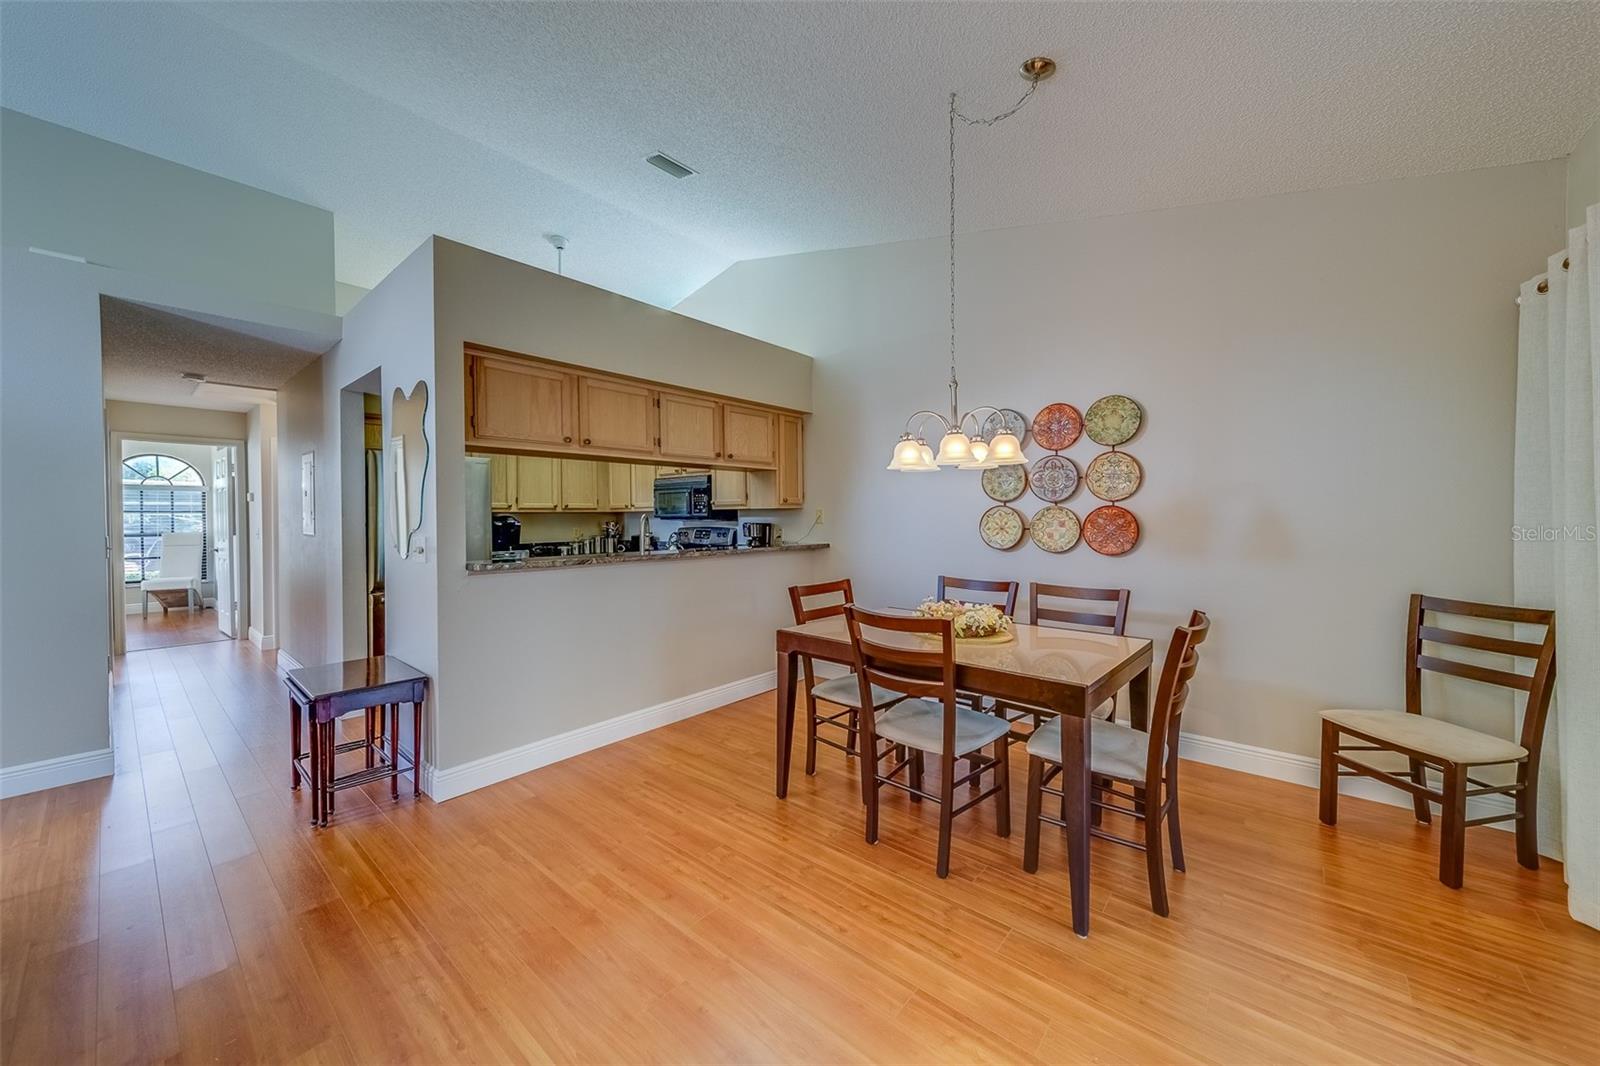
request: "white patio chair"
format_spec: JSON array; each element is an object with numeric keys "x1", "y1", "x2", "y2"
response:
[{"x1": 140, "y1": 533, "x2": 203, "y2": 617}]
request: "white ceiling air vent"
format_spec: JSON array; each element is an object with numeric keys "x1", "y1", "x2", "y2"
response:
[{"x1": 645, "y1": 152, "x2": 696, "y2": 179}]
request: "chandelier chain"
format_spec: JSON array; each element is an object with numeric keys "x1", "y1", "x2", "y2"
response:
[{"x1": 947, "y1": 77, "x2": 1041, "y2": 416}]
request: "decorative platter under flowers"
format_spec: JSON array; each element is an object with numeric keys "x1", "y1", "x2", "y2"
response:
[
  {"x1": 915, "y1": 599, "x2": 1016, "y2": 642},
  {"x1": 981, "y1": 464, "x2": 1028, "y2": 503}
]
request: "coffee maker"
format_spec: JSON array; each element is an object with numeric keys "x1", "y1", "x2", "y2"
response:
[
  {"x1": 741, "y1": 521, "x2": 774, "y2": 548},
  {"x1": 492, "y1": 513, "x2": 522, "y2": 553}
]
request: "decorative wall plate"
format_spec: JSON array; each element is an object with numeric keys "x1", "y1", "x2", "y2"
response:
[
  {"x1": 979, "y1": 505, "x2": 1025, "y2": 550},
  {"x1": 1029, "y1": 455, "x2": 1078, "y2": 502},
  {"x1": 1085, "y1": 451, "x2": 1142, "y2": 502},
  {"x1": 1032, "y1": 403, "x2": 1083, "y2": 450},
  {"x1": 981, "y1": 464, "x2": 1027, "y2": 502},
  {"x1": 1083, "y1": 506, "x2": 1140, "y2": 555},
  {"x1": 1029, "y1": 506, "x2": 1081, "y2": 553},
  {"x1": 1084, "y1": 395, "x2": 1142, "y2": 446},
  {"x1": 981, "y1": 408, "x2": 1029, "y2": 446}
]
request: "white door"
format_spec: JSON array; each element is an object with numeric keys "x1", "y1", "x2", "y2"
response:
[{"x1": 212, "y1": 448, "x2": 236, "y2": 637}]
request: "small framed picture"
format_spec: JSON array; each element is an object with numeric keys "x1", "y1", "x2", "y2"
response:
[{"x1": 300, "y1": 452, "x2": 316, "y2": 536}]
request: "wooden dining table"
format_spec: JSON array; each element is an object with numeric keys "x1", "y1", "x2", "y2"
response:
[{"x1": 775, "y1": 614, "x2": 1154, "y2": 936}]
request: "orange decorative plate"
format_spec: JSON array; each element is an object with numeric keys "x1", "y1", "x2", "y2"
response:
[
  {"x1": 1029, "y1": 506, "x2": 1081, "y2": 553},
  {"x1": 978, "y1": 505, "x2": 1025, "y2": 550},
  {"x1": 1082, "y1": 506, "x2": 1140, "y2": 556},
  {"x1": 1085, "y1": 451, "x2": 1142, "y2": 502},
  {"x1": 1032, "y1": 403, "x2": 1083, "y2": 450}
]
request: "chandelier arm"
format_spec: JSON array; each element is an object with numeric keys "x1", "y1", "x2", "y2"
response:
[
  {"x1": 957, "y1": 406, "x2": 1006, "y2": 437},
  {"x1": 902, "y1": 410, "x2": 952, "y2": 437}
]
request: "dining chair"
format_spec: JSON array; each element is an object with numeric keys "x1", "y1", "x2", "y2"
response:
[
  {"x1": 1319, "y1": 595, "x2": 1557, "y2": 889},
  {"x1": 787, "y1": 580, "x2": 905, "y2": 776},
  {"x1": 844, "y1": 605, "x2": 1012, "y2": 878},
  {"x1": 1010, "y1": 582, "x2": 1132, "y2": 724},
  {"x1": 935, "y1": 575, "x2": 1019, "y2": 614},
  {"x1": 1023, "y1": 610, "x2": 1210, "y2": 918}
]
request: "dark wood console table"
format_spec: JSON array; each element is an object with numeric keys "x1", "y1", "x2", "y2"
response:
[{"x1": 286, "y1": 656, "x2": 429, "y2": 827}]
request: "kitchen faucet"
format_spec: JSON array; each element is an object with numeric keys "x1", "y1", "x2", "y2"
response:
[{"x1": 639, "y1": 512, "x2": 653, "y2": 554}]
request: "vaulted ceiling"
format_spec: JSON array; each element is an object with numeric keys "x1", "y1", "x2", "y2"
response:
[{"x1": 4, "y1": 2, "x2": 1597, "y2": 307}]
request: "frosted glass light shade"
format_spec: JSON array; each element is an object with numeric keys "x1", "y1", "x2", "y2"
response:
[
  {"x1": 958, "y1": 437, "x2": 999, "y2": 469},
  {"x1": 987, "y1": 432, "x2": 1026, "y2": 465},
  {"x1": 887, "y1": 436, "x2": 937, "y2": 471},
  {"x1": 934, "y1": 431, "x2": 973, "y2": 465}
]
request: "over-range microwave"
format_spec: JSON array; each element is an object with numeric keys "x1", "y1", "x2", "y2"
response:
[{"x1": 654, "y1": 474, "x2": 736, "y2": 521}]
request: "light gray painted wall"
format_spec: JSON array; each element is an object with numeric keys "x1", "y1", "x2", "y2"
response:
[
  {"x1": 0, "y1": 248, "x2": 339, "y2": 773},
  {"x1": 1, "y1": 109, "x2": 336, "y2": 314},
  {"x1": 276, "y1": 240, "x2": 437, "y2": 769},
  {"x1": 1568, "y1": 117, "x2": 1600, "y2": 229},
  {"x1": 429, "y1": 238, "x2": 819, "y2": 770},
  {"x1": 676, "y1": 159, "x2": 1567, "y2": 761}
]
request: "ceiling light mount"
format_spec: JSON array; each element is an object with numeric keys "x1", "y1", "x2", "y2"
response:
[{"x1": 1020, "y1": 56, "x2": 1057, "y2": 82}]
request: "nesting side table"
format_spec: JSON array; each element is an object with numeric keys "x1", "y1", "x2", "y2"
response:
[{"x1": 286, "y1": 656, "x2": 430, "y2": 827}]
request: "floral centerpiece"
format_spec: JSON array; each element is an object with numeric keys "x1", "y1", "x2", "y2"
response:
[{"x1": 915, "y1": 598, "x2": 1013, "y2": 639}]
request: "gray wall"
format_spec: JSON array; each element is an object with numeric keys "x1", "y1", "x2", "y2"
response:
[
  {"x1": 677, "y1": 159, "x2": 1568, "y2": 761},
  {"x1": 1, "y1": 109, "x2": 336, "y2": 314},
  {"x1": 1568, "y1": 116, "x2": 1600, "y2": 229}
]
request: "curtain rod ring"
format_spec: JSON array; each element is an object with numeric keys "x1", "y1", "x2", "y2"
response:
[{"x1": 1536, "y1": 279, "x2": 1549, "y2": 294}]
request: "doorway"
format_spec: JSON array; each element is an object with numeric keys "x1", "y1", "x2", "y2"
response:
[{"x1": 115, "y1": 438, "x2": 245, "y2": 652}]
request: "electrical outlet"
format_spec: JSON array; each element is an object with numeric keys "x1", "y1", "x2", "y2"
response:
[{"x1": 814, "y1": 508, "x2": 824, "y2": 525}]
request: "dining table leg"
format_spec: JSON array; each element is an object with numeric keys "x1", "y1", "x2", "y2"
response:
[
  {"x1": 1129, "y1": 663, "x2": 1151, "y2": 731},
  {"x1": 775, "y1": 648, "x2": 799, "y2": 798},
  {"x1": 1060, "y1": 710, "x2": 1092, "y2": 938}
]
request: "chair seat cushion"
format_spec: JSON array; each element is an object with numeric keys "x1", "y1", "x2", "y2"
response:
[
  {"x1": 874, "y1": 699, "x2": 1011, "y2": 757},
  {"x1": 811, "y1": 674, "x2": 902, "y2": 709},
  {"x1": 1027, "y1": 717, "x2": 1150, "y2": 782},
  {"x1": 141, "y1": 578, "x2": 198, "y2": 592},
  {"x1": 1322, "y1": 709, "x2": 1526, "y2": 765}
]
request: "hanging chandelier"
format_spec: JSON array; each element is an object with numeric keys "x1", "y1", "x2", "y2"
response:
[{"x1": 887, "y1": 56, "x2": 1056, "y2": 472}]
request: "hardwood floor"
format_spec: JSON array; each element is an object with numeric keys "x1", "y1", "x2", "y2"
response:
[
  {"x1": 2, "y1": 639, "x2": 1595, "y2": 1064},
  {"x1": 123, "y1": 606, "x2": 228, "y2": 652}
]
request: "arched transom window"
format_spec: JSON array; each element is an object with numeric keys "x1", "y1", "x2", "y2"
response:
[{"x1": 122, "y1": 454, "x2": 207, "y2": 583}]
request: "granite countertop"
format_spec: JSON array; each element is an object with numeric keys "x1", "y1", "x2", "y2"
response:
[{"x1": 466, "y1": 542, "x2": 829, "y2": 574}]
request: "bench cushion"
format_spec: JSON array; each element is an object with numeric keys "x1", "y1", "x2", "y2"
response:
[{"x1": 1322, "y1": 708, "x2": 1526, "y2": 765}]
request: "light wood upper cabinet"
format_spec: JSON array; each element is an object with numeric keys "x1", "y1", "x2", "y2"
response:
[
  {"x1": 721, "y1": 404, "x2": 776, "y2": 468},
  {"x1": 577, "y1": 376, "x2": 656, "y2": 456},
  {"x1": 749, "y1": 413, "x2": 805, "y2": 509},
  {"x1": 488, "y1": 454, "x2": 513, "y2": 510},
  {"x1": 470, "y1": 355, "x2": 574, "y2": 447},
  {"x1": 711, "y1": 469, "x2": 748, "y2": 509},
  {"x1": 657, "y1": 391, "x2": 722, "y2": 463},
  {"x1": 601, "y1": 463, "x2": 656, "y2": 511},
  {"x1": 630, "y1": 465, "x2": 657, "y2": 510},
  {"x1": 558, "y1": 459, "x2": 600, "y2": 510},
  {"x1": 513, "y1": 456, "x2": 558, "y2": 510}
]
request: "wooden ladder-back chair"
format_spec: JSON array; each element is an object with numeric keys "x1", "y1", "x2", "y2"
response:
[
  {"x1": 1024, "y1": 610, "x2": 1210, "y2": 918},
  {"x1": 844, "y1": 605, "x2": 1012, "y2": 878},
  {"x1": 1319, "y1": 595, "x2": 1557, "y2": 889},
  {"x1": 787, "y1": 580, "x2": 904, "y2": 775},
  {"x1": 935, "y1": 575, "x2": 1019, "y2": 615}
]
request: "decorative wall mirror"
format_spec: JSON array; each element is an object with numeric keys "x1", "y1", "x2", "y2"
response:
[{"x1": 390, "y1": 381, "x2": 430, "y2": 559}]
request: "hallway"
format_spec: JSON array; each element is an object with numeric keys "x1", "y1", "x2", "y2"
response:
[{"x1": 122, "y1": 606, "x2": 228, "y2": 652}]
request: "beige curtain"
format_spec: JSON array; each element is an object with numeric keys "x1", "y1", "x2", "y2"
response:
[{"x1": 1513, "y1": 205, "x2": 1599, "y2": 929}]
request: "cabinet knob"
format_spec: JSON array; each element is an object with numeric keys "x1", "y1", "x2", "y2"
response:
[
  {"x1": 564, "y1": 436, "x2": 572, "y2": 443},
  {"x1": 717, "y1": 452, "x2": 724, "y2": 458},
  {"x1": 582, "y1": 438, "x2": 591, "y2": 445}
]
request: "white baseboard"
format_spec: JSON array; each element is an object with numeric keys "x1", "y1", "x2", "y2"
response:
[
  {"x1": 1178, "y1": 732, "x2": 1518, "y2": 831},
  {"x1": 428, "y1": 669, "x2": 778, "y2": 802},
  {"x1": 248, "y1": 627, "x2": 277, "y2": 651},
  {"x1": 0, "y1": 748, "x2": 115, "y2": 799}
]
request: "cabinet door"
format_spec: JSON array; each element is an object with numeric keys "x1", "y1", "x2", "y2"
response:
[
  {"x1": 489, "y1": 455, "x2": 513, "y2": 510},
  {"x1": 722, "y1": 404, "x2": 777, "y2": 468},
  {"x1": 513, "y1": 456, "x2": 558, "y2": 510},
  {"x1": 601, "y1": 463, "x2": 630, "y2": 511},
  {"x1": 711, "y1": 469, "x2": 748, "y2": 509},
  {"x1": 657, "y1": 391, "x2": 721, "y2": 463},
  {"x1": 559, "y1": 459, "x2": 600, "y2": 510},
  {"x1": 630, "y1": 465, "x2": 658, "y2": 510},
  {"x1": 577, "y1": 376, "x2": 656, "y2": 456},
  {"x1": 777, "y1": 414, "x2": 805, "y2": 505},
  {"x1": 471, "y1": 355, "x2": 574, "y2": 447}
]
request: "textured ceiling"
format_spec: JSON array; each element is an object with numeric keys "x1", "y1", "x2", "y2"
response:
[
  {"x1": 6, "y1": 2, "x2": 1599, "y2": 307},
  {"x1": 101, "y1": 298, "x2": 323, "y2": 411}
]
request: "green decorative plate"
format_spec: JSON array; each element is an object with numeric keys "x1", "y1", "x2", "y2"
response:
[
  {"x1": 981, "y1": 464, "x2": 1028, "y2": 503},
  {"x1": 1084, "y1": 395, "x2": 1142, "y2": 446},
  {"x1": 979, "y1": 505, "x2": 1025, "y2": 550},
  {"x1": 1029, "y1": 506, "x2": 1081, "y2": 553}
]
